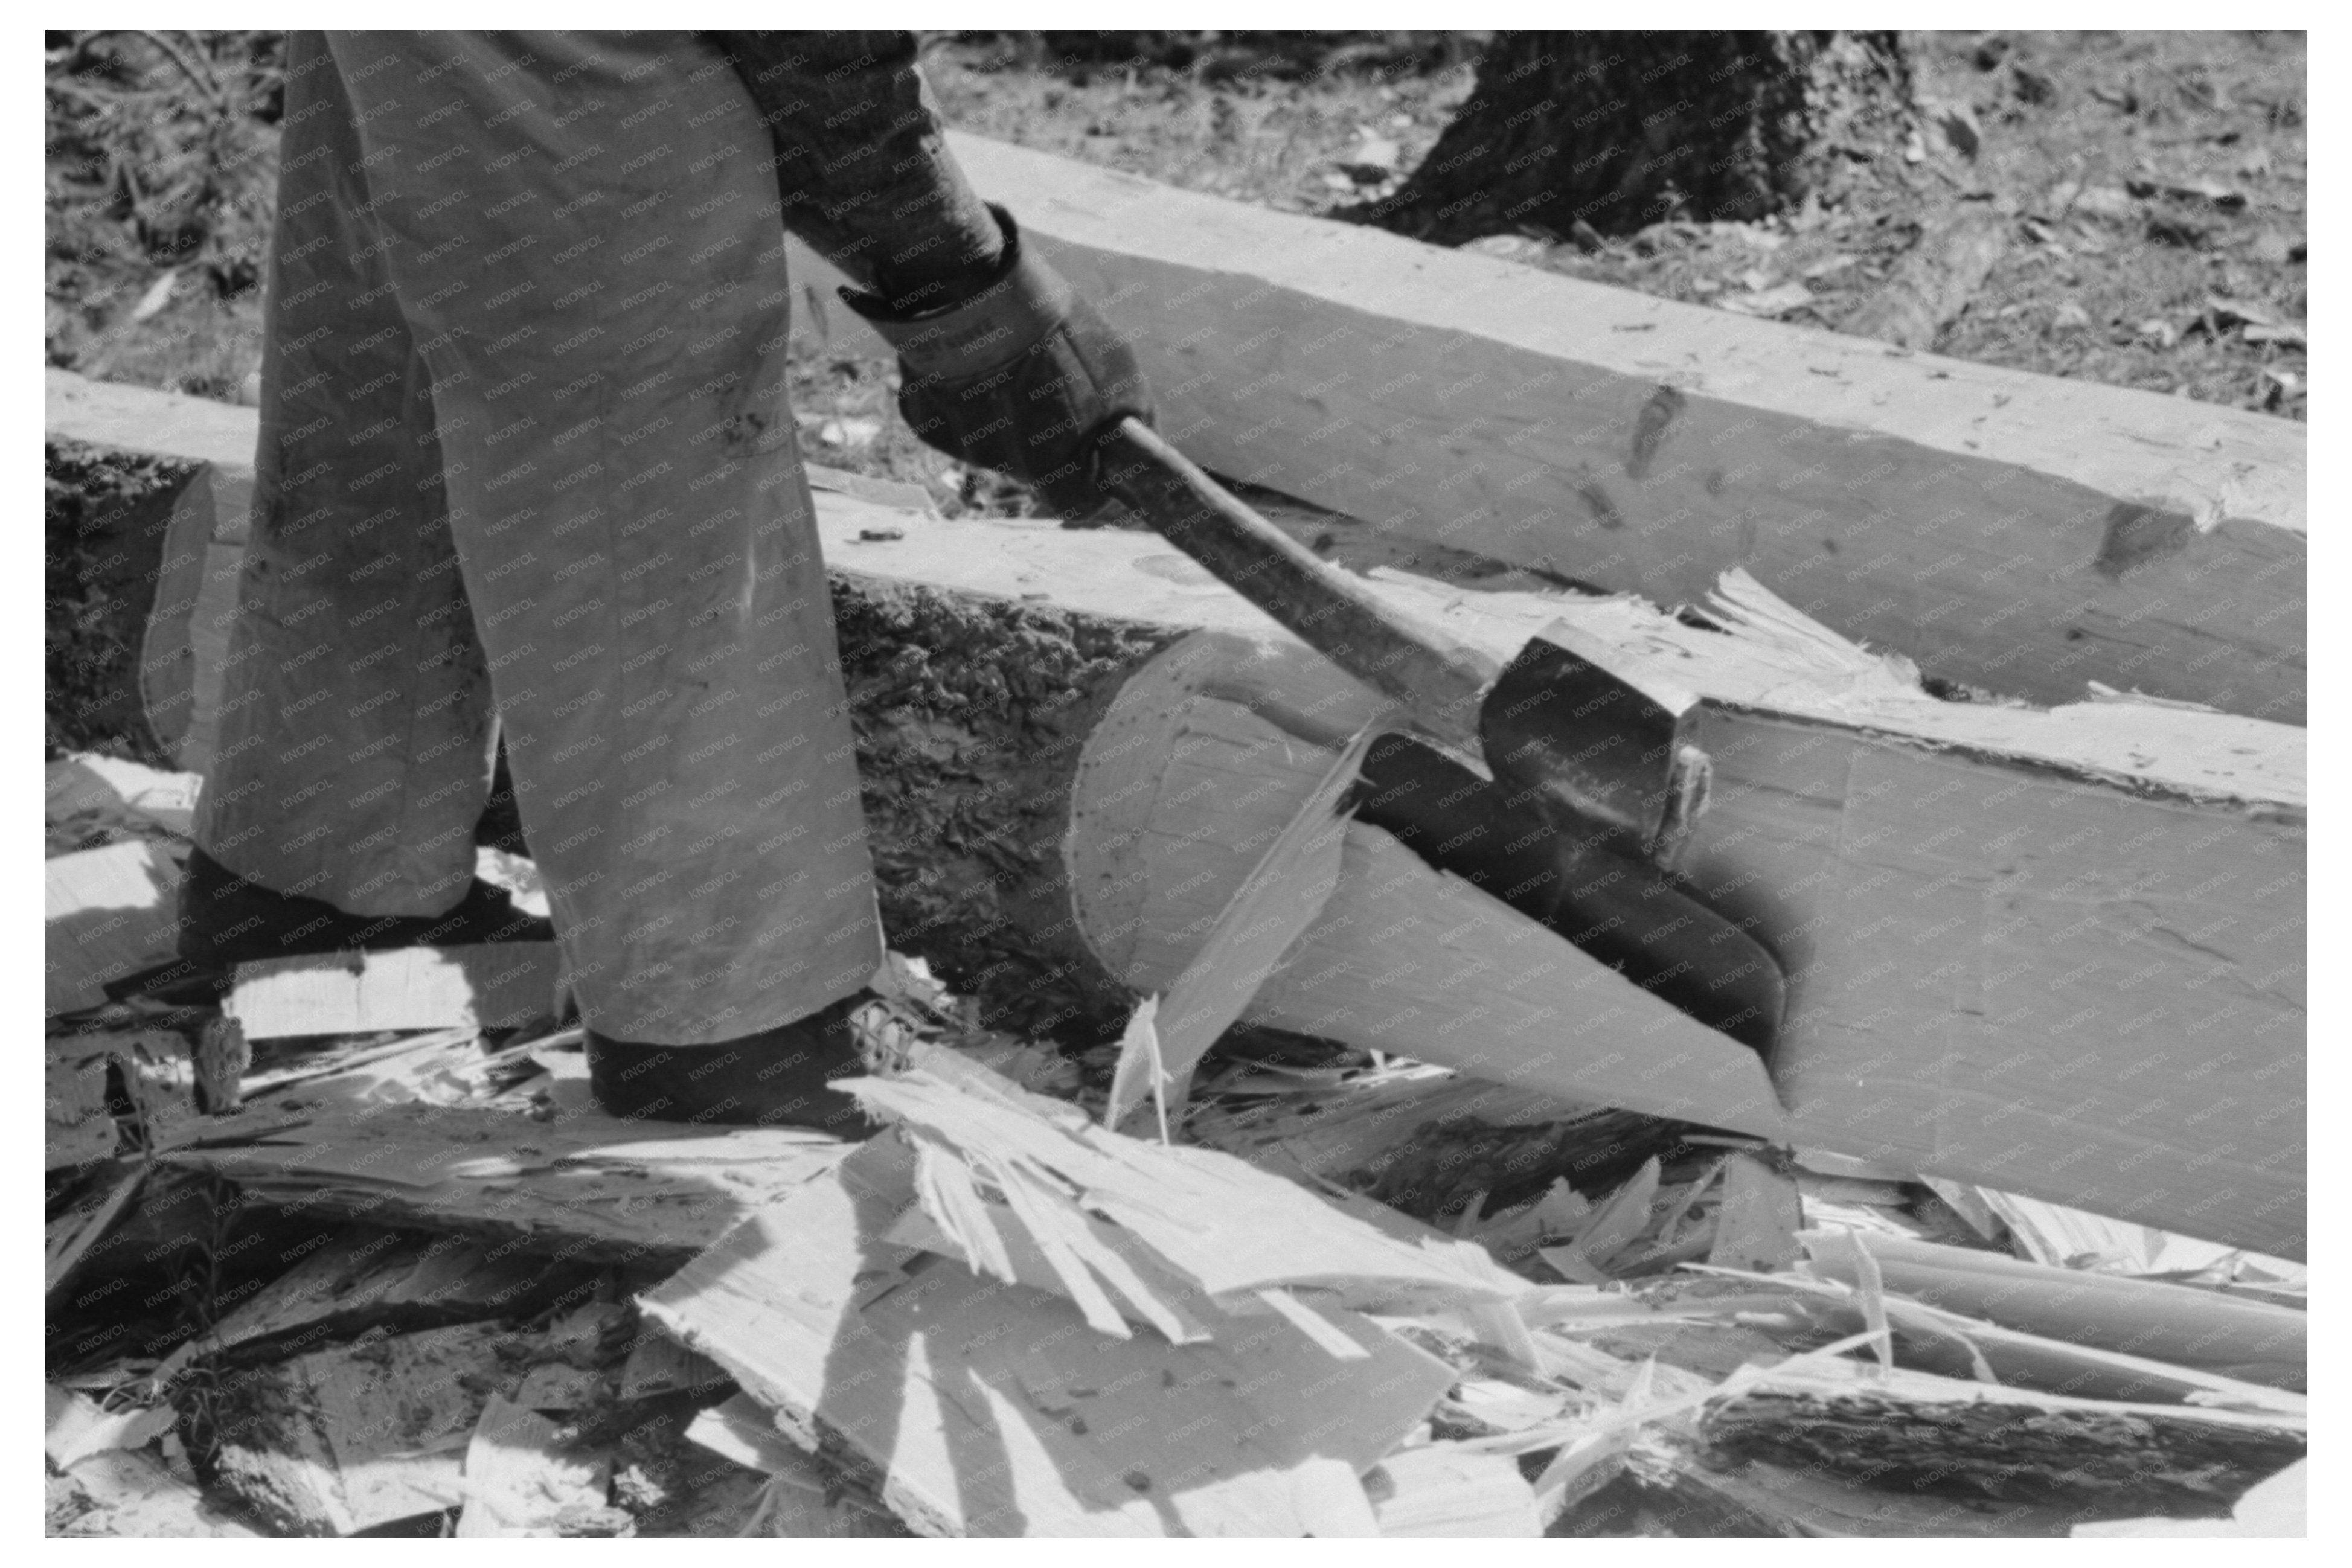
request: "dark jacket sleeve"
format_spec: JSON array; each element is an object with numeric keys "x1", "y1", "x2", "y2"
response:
[{"x1": 717, "y1": 30, "x2": 1005, "y2": 315}]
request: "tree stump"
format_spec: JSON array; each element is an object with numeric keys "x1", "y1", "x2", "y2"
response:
[{"x1": 1360, "y1": 30, "x2": 1917, "y2": 242}]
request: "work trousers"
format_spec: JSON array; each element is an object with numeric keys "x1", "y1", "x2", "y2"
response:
[{"x1": 194, "y1": 31, "x2": 884, "y2": 1043}]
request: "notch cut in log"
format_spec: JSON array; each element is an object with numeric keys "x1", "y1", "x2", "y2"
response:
[{"x1": 1063, "y1": 572, "x2": 2302, "y2": 1258}]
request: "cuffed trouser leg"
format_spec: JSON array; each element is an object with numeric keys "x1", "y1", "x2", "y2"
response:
[
  {"x1": 195, "y1": 31, "x2": 495, "y2": 920},
  {"x1": 313, "y1": 30, "x2": 883, "y2": 1043}
]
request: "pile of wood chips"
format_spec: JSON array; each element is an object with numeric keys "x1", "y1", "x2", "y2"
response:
[{"x1": 45, "y1": 763, "x2": 2304, "y2": 1539}]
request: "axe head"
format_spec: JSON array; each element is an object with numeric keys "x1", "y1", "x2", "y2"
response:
[
  {"x1": 1478, "y1": 633, "x2": 1696, "y2": 853},
  {"x1": 1353, "y1": 729, "x2": 1784, "y2": 1057}
]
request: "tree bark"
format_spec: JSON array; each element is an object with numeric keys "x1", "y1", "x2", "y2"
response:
[{"x1": 1362, "y1": 30, "x2": 1917, "y2": 242}]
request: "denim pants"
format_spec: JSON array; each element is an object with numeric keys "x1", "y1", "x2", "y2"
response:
[{"x1": 195, "y1": 31, "x2": 884, "y2": 1042}]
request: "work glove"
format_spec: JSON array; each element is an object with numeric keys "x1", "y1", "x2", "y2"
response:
[{"x1": 841, "y1": 205, "x2": 1153, "y2": 525}]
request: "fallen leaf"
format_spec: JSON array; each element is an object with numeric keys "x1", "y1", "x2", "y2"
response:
[
  {"x1": 2009, "y1": 62, "x2": 2058, "y2": 104},
  {"x1": 2204, "y1": 294, "x2": 2280, "y2": 329},
  {"x1": 2127, "y1": 174, "x2": 2246, "y2": 210},
  {"x1": 2241, "y1": 322, "x2": 2307, "y2": 348},
  {"x1": 2054, "y1": 182, "x2": 2140, "y2": 222},
  {"x1": 2249, "y1": 231, "x2": 2298, "y2": 264},
  {"x1": 129, "y1": 271, "x2": 179, "y2": 324},
  {"x1": 1930, "y1": 100, "x2": 1982, "y2": 158}
]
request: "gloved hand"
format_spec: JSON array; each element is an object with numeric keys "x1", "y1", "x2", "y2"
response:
[{"x1": 841, "y1": 205, "x2": 1153, "y2": 524}]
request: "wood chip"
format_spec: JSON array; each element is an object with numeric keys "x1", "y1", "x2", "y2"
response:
[
  {"x1": 1709, "y1": 1152, "x2": 1804, "y2": 1272},
  {"x1": 45, "y1": 1384, "x2": 176, "y2": 1471},
  {"x1": 45, "y1": 839, "x2": 182, "y2": 1016},
  {"x1": 228, "y1": 942, "x2": 562, "y2": 1038},
  {"x1": 51, "y1": 1448, "x2": 266, "y2": 1538},
  {"x1": 643, "y1": 1125, "x2": 1466, "y2": 1537},
  {"x1": 1106, "y1": 725, "x2": 1374, "y2": 1130},
  {"x1": 455, "y1": 1396, "x2": 609, "y2": 1538}
]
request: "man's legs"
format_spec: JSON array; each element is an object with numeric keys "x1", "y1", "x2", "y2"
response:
[
  {"x1": 193, "y1": 32, "x2": 509, "y2": 949},
  {"x1": 319, "y1": 31, "x2": 883, "y2": 1050}
]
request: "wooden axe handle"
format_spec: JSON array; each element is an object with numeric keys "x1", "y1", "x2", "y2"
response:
[{"x1": 1100, "y1": 417, "x2": 1498, "y2": 754}]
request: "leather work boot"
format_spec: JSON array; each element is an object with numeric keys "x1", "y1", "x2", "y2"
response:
[
  {"x1": 585, "y1": 991, "x2": 885, "y2": 1131},
  {"x1": 175, "y1": 846, "x2": 554, "y2": 974}
]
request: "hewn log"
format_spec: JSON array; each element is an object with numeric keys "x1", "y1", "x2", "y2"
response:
[
  {"x1": 46, "y1": 377, "x2": 2308, "y2": 1258},
  {"x1": 833, "y1": 578, "x2": 1181, "y2": 1041},
  {"x1": 1061, "y1": 574, "x2": 2304, "y2": 1258},
  {"x1": 44, "y1": 440, "x2": 203, "y2": 763},
  {"x1": 882, "y1": 135, "x2": 2307, "y2": 722}
]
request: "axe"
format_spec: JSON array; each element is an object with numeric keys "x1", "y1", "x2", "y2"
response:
[{"x1": 1101, "y1": 417, "x2": 1786, "y2": 1054}]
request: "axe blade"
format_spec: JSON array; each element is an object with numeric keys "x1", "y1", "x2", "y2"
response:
[
  {"x1": 1478, "y1": 635, "x2": 1693, "y2": 851},
  {"x1": 1354, "y1": 732, "x2": 1785, "y2": 1056}
]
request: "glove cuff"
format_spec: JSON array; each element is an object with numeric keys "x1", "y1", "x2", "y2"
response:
[{"x1": 840, "y1": 205, "x2": 1078, "y2": 382}]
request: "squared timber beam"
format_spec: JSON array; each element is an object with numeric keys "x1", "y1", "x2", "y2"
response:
[{"x1": 903, "y1": 134, "x2": 2307, "y2": 723}]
